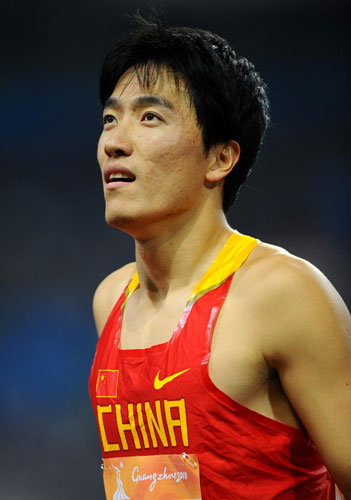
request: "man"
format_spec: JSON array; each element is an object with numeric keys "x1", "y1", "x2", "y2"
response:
[{"x1": 89, "y1": 15, "x2": 350, "y2": 500}]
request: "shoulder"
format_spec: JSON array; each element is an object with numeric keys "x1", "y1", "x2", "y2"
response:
[
  {"x1": 235, "y1": 241, "x2": 348, "y2": 315},
  {"x1": 233, "y1": 242, "x2": 350, "y2": 364},
  {"x1": 240, "y1": 245, "x2": 351, "y2": 494},
  {"x1": 93, "y1": 262, "x2": 137, "y2": 337}
]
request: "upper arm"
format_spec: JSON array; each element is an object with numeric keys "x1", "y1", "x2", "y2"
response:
[
  {"x1": 261, "y1": 256, "x2": 351, "y2": 497},
  {"x1": 93, "y1": 262, "x2": 136, "y2": 337}
]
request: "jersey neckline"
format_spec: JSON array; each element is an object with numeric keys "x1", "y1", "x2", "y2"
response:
[{"x1": 116, "y1": 231, "x2": 260, "y2": 355}]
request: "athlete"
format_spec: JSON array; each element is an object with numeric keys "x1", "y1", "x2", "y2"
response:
[{"x1": 89, "y1": 15, "x2": 351, "y2": 500}]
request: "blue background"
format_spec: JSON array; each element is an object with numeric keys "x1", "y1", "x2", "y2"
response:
[{"x1": 1, "y1": 0, "x2": 349, "y2": 497}]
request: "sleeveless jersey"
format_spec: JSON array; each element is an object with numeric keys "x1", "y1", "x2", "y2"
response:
[{"x1": 89, "y1": 232, "x2": 339, "y2": 499}]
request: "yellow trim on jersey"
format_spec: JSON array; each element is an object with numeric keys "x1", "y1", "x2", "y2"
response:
[
  {"x1": 124, "y1": 231, "x2": 259, "y2": 306},
  {"x1": 121, "y1": 272, "x2": 140, "y2": 311},
  {"x1": 126, "y1": 272, "x2": 140, "y2": 297},
  {"x1": 187, "y1": 231, "x2": 259, "y2": 305}
]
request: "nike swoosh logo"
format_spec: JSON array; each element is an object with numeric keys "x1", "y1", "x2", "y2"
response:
[{"x1": 154, "y1": 368, "x2": 190, "y2": 390}]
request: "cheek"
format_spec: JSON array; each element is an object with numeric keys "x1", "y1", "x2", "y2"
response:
[
  {"x1": 144, "y1": 130, "x2": 203, "y2": 167},
  {"x1": 97, "y1": 136, "x2": 104, "y2": 164}
]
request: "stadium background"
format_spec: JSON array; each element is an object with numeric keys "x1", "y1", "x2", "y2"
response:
[{"x1": 1, "y1": 0, "x2": 349, "y2": 498}]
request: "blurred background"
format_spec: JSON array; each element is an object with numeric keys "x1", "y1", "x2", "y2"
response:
[{"x1": 1, "y1": 0, "x2": 349, "y2": 498}]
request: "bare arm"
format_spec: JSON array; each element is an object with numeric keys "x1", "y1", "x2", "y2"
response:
[
  {"x1": 261, "y1": 256, "x2": 351, "y2": 498},
  {"x1": 92, "y1": 262, "x2": 136, "y2": 336}
]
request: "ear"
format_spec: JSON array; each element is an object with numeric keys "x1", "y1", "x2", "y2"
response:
[{"x1": 205, "y1": 140, "x2": 240, "y2": 183}]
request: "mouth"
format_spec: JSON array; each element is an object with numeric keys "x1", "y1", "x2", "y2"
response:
[
  {"x1": 106, "y1": 172, "x2": 135, "y2": 184},
  {"x1": 103, "y1": 165, "x2": 136, "y2": 188}
]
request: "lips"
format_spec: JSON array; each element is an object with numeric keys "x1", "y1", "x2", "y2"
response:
[{"x1": 103, "y1": 165, "x2": 136, "y2": 185}]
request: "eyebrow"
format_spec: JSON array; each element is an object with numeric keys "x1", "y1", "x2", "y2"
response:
[{"x1": 103, "y1": 95, "x2": 174, "y2": 111}]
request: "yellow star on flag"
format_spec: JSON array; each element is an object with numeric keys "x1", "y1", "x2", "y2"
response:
[{"x1": 96, "y1": 369, "x2": 119, "y2": 398}]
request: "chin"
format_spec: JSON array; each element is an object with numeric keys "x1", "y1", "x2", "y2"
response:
[
  {"x1": 105, "y1": 207, "x2": 149, "y2": 236},
  {"x1": 104, "y1": 202, "x2": 188, "y2": 237},
  {"x1": 105, "y1": 211, "x2": 134, "y2": 229}
]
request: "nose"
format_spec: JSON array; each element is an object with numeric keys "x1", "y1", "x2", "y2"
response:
[{"x1": 103, "y1": 122, "x2": 133, "y2": 158}]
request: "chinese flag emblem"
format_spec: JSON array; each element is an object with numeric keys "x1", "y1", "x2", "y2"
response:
[{"x1": 96, "y1": 369, "x2": 119, "y2": 398}]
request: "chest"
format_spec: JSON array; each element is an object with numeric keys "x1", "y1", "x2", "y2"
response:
[
  {"x1": 120, "y1": 291, "x2": 190, "y2": 349},
  {"x1": 119, "y1": 287, "x2": 269, "y2": 403},
  {"x1": 101, "y1": 279, "x2": 302, "y2": 431}
]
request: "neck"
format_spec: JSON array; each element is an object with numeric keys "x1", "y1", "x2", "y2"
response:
[{"x1": 134, "y1": 207, "x2": 232, "y2": 300}]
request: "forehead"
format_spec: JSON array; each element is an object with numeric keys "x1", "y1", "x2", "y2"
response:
[{"x1": 111, "y1": 67, "x2": 192, "y2": 107}]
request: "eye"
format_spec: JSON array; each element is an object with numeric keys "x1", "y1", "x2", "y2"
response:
[
  {"x1": 103, "y1": 114, "x2": 116, "y2": 125},
  {"x1": 142, "y1": 112, "x2": 161, "y2": 122}
]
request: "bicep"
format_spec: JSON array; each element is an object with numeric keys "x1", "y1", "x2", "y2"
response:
[
  {"x1": 92, "y1": 285, "x2": 109, "y2": 337},
  {"x1": 92, "y1": 279, "x2": 116, "y2": 337},
  {"x1": 92, "y1": 263, "x2": 136, "y2": 337},
  {"x1": 270, "y1": 269, "x2": 351, "y2": 496}
]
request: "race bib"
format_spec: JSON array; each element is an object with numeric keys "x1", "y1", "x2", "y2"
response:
[{"x1": 102, "y1": 453, "x2": 202, "y2": 499}]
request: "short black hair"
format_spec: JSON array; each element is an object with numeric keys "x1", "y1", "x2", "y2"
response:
[{"x1": 99, "y1": 15, "x2": 270, "y2": 212}]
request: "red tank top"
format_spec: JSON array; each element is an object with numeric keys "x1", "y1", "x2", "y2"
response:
[{"x1": 89, "y1": 232, "x2": 339, "y2": 499}]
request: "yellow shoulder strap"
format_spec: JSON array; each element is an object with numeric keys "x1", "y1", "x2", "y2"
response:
[
  {"x1": 124, "y1": 272, "x2": 139, "y2": 300},
  {"x1": 187, "y1": 232, "x2": 259, "y2": 306},
  {"x1": 124, "y1": 231, "x2": 259, "y2": 306}
]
